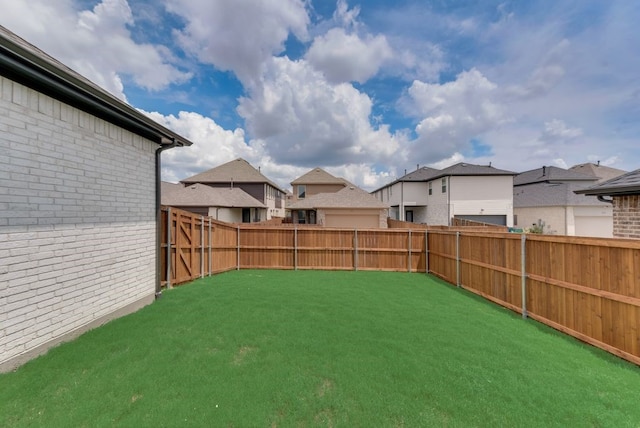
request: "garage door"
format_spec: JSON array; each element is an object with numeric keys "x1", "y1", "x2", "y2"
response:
[{"x1": 325, "y1": 214, "x2": 379, "y2": 229}]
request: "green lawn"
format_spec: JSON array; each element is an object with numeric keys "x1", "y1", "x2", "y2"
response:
[{"x1": 1, "y1": 270, "x2": 639, "y2": 427}]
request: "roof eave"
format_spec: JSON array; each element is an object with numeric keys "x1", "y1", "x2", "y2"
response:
[{"x1": 0, "y1": 30, "x2": 193, "y2": 147}]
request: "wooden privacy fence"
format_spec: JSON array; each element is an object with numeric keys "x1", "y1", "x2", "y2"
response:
[{"x1": 160, "y1": 206, "x2": 640, "y2": 366}]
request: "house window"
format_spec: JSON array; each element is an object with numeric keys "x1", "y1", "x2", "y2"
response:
[
  {"x1": 441, "y1": 178, "x2": 447, "y2": 193},
  {"x1": 298, "y1": 185, "x2": 306, "y2": 199},
  {"x1": 297, "y1": 210, "x2": 306, "y2": 224},
  {"x1": 428, "y1": 182, "x2": 432, "y2": 195}
]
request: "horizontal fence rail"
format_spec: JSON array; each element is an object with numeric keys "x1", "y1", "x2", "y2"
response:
[{"x1": 160, "y1": 206, "x2": 640, "y2": 366}]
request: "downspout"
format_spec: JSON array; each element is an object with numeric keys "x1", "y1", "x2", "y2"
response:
[
  {"x1": 155, "y1": 138, "x2": 180, "y2": 299},
  {"x1": 401, "y1": 181, "x2": 404, "y2": 221},
  {"x1": 447, "y1": 176, "x2": 451, "y2": 226},
  {"x1": 597, "y1": 195, "x2": 613, "y2": 204}
]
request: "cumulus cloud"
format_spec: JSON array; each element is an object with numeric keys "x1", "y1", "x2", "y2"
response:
[
  {"x1": 144, "y1": 110, "x2": 259, "y2": 181},
  {"x1": 237, "y1": 56, "x2": 404, "y2": 167},
  {"x1": 306, "y1": 28, "x2": 393, "y2": 83},
  {"x1": 405, "y1": 68, "x2": 503, "y2": 161},
  {"x1": 0, "y1": 0, "x2": 191, "y2": 99},
  {"x1": 166, "y1": 0, "x2": 309, "y2": 84}
]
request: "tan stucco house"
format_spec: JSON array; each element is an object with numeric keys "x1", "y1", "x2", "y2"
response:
[{"x1": 288, "y1": 168, "x2": 389, "y2": 228}]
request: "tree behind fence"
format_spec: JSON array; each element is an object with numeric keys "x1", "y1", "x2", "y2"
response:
[{"x1": 161, "y1": 206, "x2": 640, "y2": 366}]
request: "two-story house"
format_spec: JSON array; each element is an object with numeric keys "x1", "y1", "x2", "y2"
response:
[
  {"x1": 372, "y1": 163, "x2": 516, "y2": 226},
  {"x1": 288, "y1": 168, "x2": 389, "y2": 228},
  {"x1": 181, "y1": 158, "x2": 286, "y2": 221}
]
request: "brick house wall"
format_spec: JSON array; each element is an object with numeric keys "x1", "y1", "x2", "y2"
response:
[
  {"x1": 613, "y1": 195, "x2": 640, "y2": 239},
  {"x1": 0, "y1": 76, "x2": 157, "y2": 371}
]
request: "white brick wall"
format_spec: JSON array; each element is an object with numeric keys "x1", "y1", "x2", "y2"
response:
[{"x1": 0, "y1": 76, "x2": 158, "y2": 369}]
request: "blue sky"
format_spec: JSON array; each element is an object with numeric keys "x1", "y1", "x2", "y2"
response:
[{"x1": 1, "y1": 0, "x2": 639, "y2": 190}]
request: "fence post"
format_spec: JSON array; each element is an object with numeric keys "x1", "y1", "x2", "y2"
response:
[
  {"x1": 354, "y1": 229, "x2": 358, "y2": 271},
  {"x1": 408, "y1": 229, "x2": 412, "y2": 272},
  {"x1": 236, "y1": 226, "x2": 240, "y2": 271},
  {"x1": 200, "y1": 216, "x2": 204, "y2": 278},
  {"x1": 521, "y1": 233, "x2": 528, "y2": 319},
  {"x1": 294, "y1": 226, "x2": 298, "y2": 271},
  {"x1": 166, "y1": 207, "x2": 172, "y2": 289},
  {"x1": 456, "y1": 231, "x2": 460, "y2": 288},
  {"x1": 208, "y1": 219, "x2": 212, "y2": 277},
  {"x1": 425, "y1": 229, "x2": 429, "y2": 274}
]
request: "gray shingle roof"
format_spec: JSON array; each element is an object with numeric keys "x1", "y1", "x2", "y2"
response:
[
  {"x1": 291, "y1": 168, "x2": 347, "y2": 185},
  {"x1": 514, "y1": 182, "x2": 610, "y2": 207},
  {"x1": 575, "y1": 168, "x2": 640, "y2": 196},
  {"x1": 569, "y1": 163, "x2": 627, "y2": 183},
  {"x1": 180, "y1": 158, "x2": 285, "y2": 192},
  {"x1": 288, "y1": 185, "x2": 389, "y2": 209},
  {"x1": 514, "y1": 166, "x2": 595, "y2": 186},
  {"x1": 162, "y1": 182, "x2": 265, "y2": 208}
]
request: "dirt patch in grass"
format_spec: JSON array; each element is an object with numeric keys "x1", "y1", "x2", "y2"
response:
[{"x1": 232, "y1": 346, "x2": 257, "y2": 365}]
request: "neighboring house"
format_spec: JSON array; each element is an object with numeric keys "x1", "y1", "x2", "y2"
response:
[
  {"x1": 181, "y1": 158, "x2": 286, "y2": 220},
  {"x1": 575, "y1": 169, "x2": 640, "y2": 239},
  {"x1": 513, "y1": 165, "x2": 625, "y2": 237},
  {"x1": 291, "y1": 167, "x2": 349, "y2": 202},
  {"x1": 162, "y1": 182, "x2": 266, "y2": 222},
  {"x1": 288, "y1": 168, "x2": 389, "y2": 228},
  {"x1": 0, "y1": 26, "x2": 193, "y2": 371},
  {"x1": 372, "y1": 163, "x2": 516, "y2": 226},
  {"x1": 569, "y1": 162, "x2": 627, "y2": 183}
]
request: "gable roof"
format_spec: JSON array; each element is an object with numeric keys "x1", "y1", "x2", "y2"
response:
[
  {"x1": 569, "y1": 163, "x2": 627, "y2": 183},
  {"x1": 291, "y1": 167, "x2": 347, "y2": 185},
  {"x1": 514, "y1": 182, "x2": 610, "y2": 208},
  {"x1": 288, "y1": 185, "x2": 389, "y2": 210},
  {"x1": 181, "y1": 158, "x2": 285, "y2": 192},
  {"x1": 161, "y1": 182, "x2": 265, "y2": 208},
  {"x1": 0, "y1": 25, "x2": 192, "y2": 148},
  {"x1": 514, "y1": 166, "x2": 596, "y2": 186},
  {"x1": 575, "y1": 168, "x2": 640, "y2": 196}
]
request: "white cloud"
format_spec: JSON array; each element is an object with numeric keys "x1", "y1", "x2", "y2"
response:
[
  {"x1": 541, "y1": 119, "x2": 583, "y2": 142},
  {"x1": 405, "y1": 68, "x2": 503, "y2": 161},
  {"x1": 0, "y1": 0, "x2": 191, "y2": 99},
  {"x1": 306, "y1": 28, "x2": 393, "y2": 83},
  {"x1": 167, "y1": 0, "x2": 309, "y2": 84},
  {"x1": 144, "y1": 110, "x2": 259, "y2": 181},
  {"x1": 237, "y1": 56, "x2": 404, "y2": 167}
]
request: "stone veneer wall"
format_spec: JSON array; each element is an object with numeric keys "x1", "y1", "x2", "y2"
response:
[
  {"x1": 0, "y1": 76, "x2": 158, "y2": 371},
  {"x1": 613, "y1": 195, "x2": 640, "y2": 239}
]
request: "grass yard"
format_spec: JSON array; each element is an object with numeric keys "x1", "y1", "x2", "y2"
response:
[{"x1": 1, "y1": 270, "x2": 639, "y2": 427}]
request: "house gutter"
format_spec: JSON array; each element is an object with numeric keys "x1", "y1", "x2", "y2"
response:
[
  {"x1": 597, "y1": 196, "x2": 613, "y2": 204},
  {"x1": 155, "y1": 139, "x2": 180, "y2": 299}
]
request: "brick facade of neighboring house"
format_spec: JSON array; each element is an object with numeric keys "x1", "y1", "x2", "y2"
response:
[
  {"x1": 575, "y1": 169, "x2": 640, "y2": 239},
  {"x1": 613, "y1": 195, "x2": 640, "y2": 239},
  {"x1": 0, "y1": 26, "x2": 192, "y2": 371}
]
